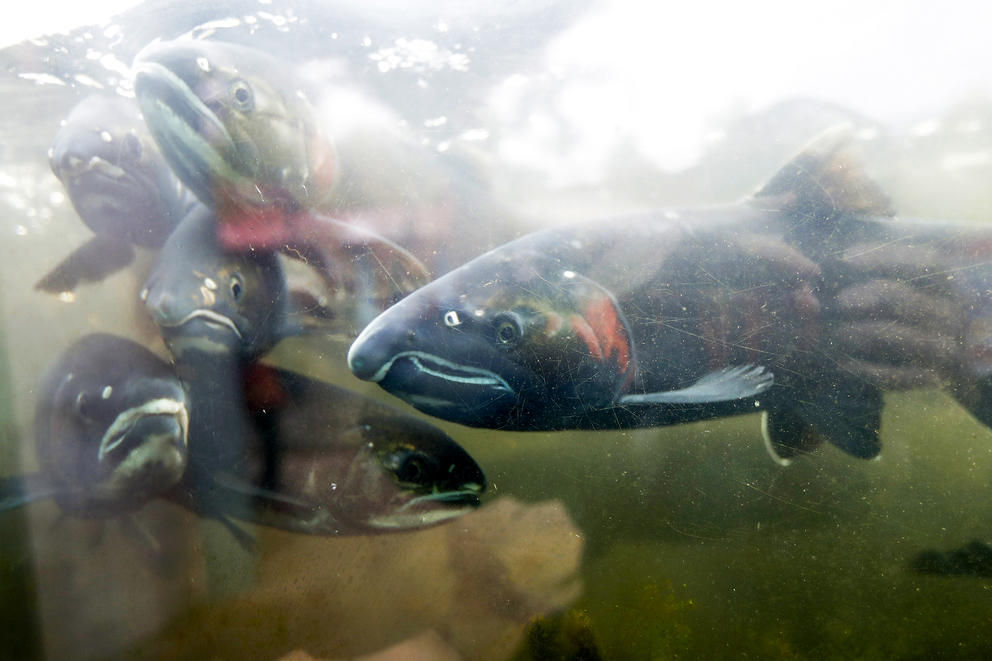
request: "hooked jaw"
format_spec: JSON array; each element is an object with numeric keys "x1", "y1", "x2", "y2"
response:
[
  {"x1": 348, "y1": 318, "x2": 526, "y2": 427},
  {"x1": 143, "y1": 285, "x2": 244, "y2": 356},
  {"x1": 98, "y1": 396, "x2": 189, "y2": 463},
  {"x1": 132, "y1": 49, "x2": 238, "y2": 207},
  {"x1": 92, "y1": 394, "x2": 190, "y2": 506}
]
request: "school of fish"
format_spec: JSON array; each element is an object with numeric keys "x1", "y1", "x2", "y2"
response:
[{"x1": 6, "y1": 36, "x2": 989, "y2": 582}]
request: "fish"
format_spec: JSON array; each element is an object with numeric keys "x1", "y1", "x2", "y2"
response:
[
  {"x1": 347, "y1": 128, "x2": 992, "y2": 463},
  {"x1": 131, "y1": 39, "x2": 336, "y2": 224},
  {"x1": 188, "y1": 361, "x2": 486, "y2": 534},
  {"x1": 132, "y1": 38, "x2": 431, "y2": 312},
  {"x1": 1, "y1": 334, "x2": 484, "y2": 536},
  {"x1": 141, "y1": 202, "x2": 297, "y2": 360},
  {"x1": 910, "y1": 540, "x2": 992, "y2": 578},
  {"x1": 3, "y1": 333, "x2": 190, "y2": 517},
  {"x1": 38, "y1": 94, "x2": 194, "y2": 293}
]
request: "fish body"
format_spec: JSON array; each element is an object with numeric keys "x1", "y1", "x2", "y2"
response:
[
  {"x1": 4, "y1": 335, "x2": 483, "y2": 535},
  {"x1": 38, "y1": 95, "x2": 193, "y2": 293},
  {"x1": 348, "y1": 130, "x2": 992, "y2": 462}
]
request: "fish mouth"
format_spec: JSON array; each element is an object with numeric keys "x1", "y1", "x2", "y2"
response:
[
  {"x1": 157, "y1": 309, "x2": 243, "y2": 340},
  {"x1": 367, "y1": 486, "x2": 483, "y2": 530},
  {"x1": 132, "y1": 60, "x2": 238, "y2": 204},
  {"x1": 368, "y1": 351, "x2": 513, "y2": 392},
  {"x1": 98, "y1": 398, "x2": 189, "y2": 463}
]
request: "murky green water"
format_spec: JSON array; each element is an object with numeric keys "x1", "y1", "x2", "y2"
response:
[{"x1": 3, "y1": 2, "x2": 992, "y2": 659}]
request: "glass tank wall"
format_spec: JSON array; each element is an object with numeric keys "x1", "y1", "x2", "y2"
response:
[{"x1": 2, "y1": 1, "x2": 992, "y2": 659}]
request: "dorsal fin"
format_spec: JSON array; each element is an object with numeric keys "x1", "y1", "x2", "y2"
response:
[{"x1": 752, "y1": 125, "x2": 894, "y2": 219}]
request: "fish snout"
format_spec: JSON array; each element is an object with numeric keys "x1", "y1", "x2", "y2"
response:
[
  {"x1": 142, "y1": 285, "x2": 182, "y2": 326},
  {"x1": 348, "y1": 324, "x2": 410, "y2": 381},
  {"x1": 347, "y1": 334, "x2": 381, "y2": 381}
]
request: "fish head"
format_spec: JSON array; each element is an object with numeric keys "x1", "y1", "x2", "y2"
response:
[
  {"x1": 132, "y1": 39, "x2": 336, "y2": 213},
  {"x1": 336, "y1": 412, "x2": 485, "y2": 531},
  {"x1": 142, "y1": 205, "x2": 290, "y2": 359},
  {"x1": 49, "y1": 95, "x2": 186, "y2": 247},
  {"x1": 348, "y1": 245, "x2": 635, "y2": 429},
  {"x1": 34, "y1": 334, "x2": 190, "y2": 516}
]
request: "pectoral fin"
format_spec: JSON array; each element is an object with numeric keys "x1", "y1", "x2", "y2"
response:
[
  {"x1": 34, "y1": 236, "x2": 136, "y2": 293},
  {"x1": 618, "y1": 365, "x2": 773, "y2": 405}
]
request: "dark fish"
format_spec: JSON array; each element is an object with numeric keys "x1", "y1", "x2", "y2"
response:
[
  {"x1": 141, "y1": 203, "x2": 296, "y2": 360},
  {"x1": 1, "y1": 335, "x2": 484, "y2": 535},
  {"x1": 348, "y1": 128, "x2": 992, "y2": 463},
  {"x1": 911, "y1": 540, "x2": 992, "y2": 578},
  {"x1": 3, "y1": 334, "x2": 190, "y2": 517},
  {"x1": 132, "y1": 38, "x2": 430, "y2": 309},
  {"x1": 131, "y1": 39, "x2": 336, "y2": 221},
  {"x1": 38, "y1": 95, "x2": 193, "y2": 293},
  {"x1": 191, "y1": 362, "x2": 485, "y2": 534}
]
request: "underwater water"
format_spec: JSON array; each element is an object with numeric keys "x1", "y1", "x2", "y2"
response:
[{"x1": 3, "y1": 1, "x2": 992, "y2": 659}]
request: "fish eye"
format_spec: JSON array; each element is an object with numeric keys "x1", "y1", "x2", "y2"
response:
[
  {"x1": 230, "y1": 273, "x2": 244, "y2": 301},
  {"x1": 230, "y1": 80, "x2": 254, "y2": 112},
  {"x1": 384, "y1": 449, "x2": 436, "y2": 484},
  {"x1": 121, "y1": 131, "x2": 142, "y2": 162},
  {"x1": 492, "y1": 313, "x2": 523, "y2": 347},
  {"x1": 74, "y1": 391, "x2": 95, "y2": 421},
  {"x1": 443, "y1": 310, "x2": 462, "y2": 327},
  {"x1": 59, "y1": 152, "x2": 82, "y2": 175}
]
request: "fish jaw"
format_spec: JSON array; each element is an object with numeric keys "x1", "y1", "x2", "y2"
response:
[
  {"x1": 348, "y1": 297, "x2": 544, "y2": 428},
  {"x1": 366, "y1": 487, "x2": 483, "y2": 530},
  {"x1": 132, "y1": 48, "x2": 241, "y2": 209},
  {"x1": 94, "y1": 397, "x2": 190, "y2": 507},
  {"x1": 52, "y1": 136, "x2": 176, "y2": 244}
]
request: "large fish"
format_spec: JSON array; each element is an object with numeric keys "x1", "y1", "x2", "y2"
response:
[
  {"x1": 131, "y1": 38, "x2": 430, "y2": 305},
  {"x1": 186, "y1": 361, "x2": 486, "y2": 534},
  {"x1": 348, "y1": 130, "x2": 992, "y2": 463},
  {"x1": 38, "y1": 95, "x2": 193, "y2": 293},
  {"x1": 1, "y1": 334, "x2": 484, "y2": 535}
]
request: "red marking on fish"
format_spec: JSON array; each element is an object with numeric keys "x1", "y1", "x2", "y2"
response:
[
  {"x1": 243, "y1": 363, "x2": 288, "y2": 412},
  {"x1": 579, "y1": 295, "x2": 632, "y2": 376},
  {"x1": 569, "y1": 314, "x2": 603, "y2": 362},
  {"x1": 217, "y1": 203, "x2": 302, "y2": 251}
]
